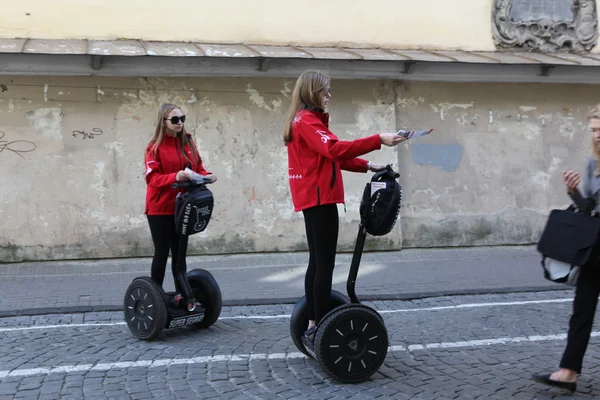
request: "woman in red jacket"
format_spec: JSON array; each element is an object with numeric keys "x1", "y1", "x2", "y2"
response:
[
  {"x1": 283, "y1": 70, "x2": 407, "y2": 347},
  {"x1": 144, "y1": 103, "x2": 216, "y2": 296}
]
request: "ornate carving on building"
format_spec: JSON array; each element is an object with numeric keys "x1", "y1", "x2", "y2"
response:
[{"x1": 492, "y1": 0, "x2": 598, "y2": 51}]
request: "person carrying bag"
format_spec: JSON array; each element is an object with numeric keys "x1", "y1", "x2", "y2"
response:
[
  {"x1": 532, "y1": 104, "x2": 600, "y2": 393},
  {"x1": 537, "y1": 204, "x2": 600, "y2": 286}
]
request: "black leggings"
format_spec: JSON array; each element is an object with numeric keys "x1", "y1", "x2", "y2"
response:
[
  {"x1": 147, "y1": 215, "x2": 180, "y2": 287},
  {"x1": 560, "y1": 264, "x2": 600, "y2": 373},
  {"x1": 302, "y1": 204, "x2": 339, "y2": 323}
]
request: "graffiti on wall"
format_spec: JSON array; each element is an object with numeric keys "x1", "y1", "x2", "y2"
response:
[
  {"x1": 0, "y1": 131, "x2": 36, "y2": 159},
  {"x1": 72, "y1": 128, "x2": 104, "y2": 140}
]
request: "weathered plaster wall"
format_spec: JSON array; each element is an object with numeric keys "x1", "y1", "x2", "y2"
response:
[
  {"x1": 1, "y1": 77, "x2": 596, "y2": 262},
  {"x1": 0, "y1": 0, "x2": 497, "y2": 50},
  {"x1": 0, "y1": 77, "x2": 400, "y2": 262},
  {"x1": 395, "y1": 81, "x2": 598, "y2": 247}
]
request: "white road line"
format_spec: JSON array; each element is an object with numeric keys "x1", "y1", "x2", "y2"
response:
[
  {"x1": 0, "y1": 330, "x2": 594, "y2": 379},
  {"x1": 0, "y1": 297, "x2": 573, "y2": 333},
  {"x1": 378, "y1": 298, "x2": 573, "y2": 314},
  {"x1": 0, "y1": 323, "x2": 126, "y2": 332}
]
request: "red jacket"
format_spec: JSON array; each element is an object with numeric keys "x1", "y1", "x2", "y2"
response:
[
  {"x1": 144, "y1": 134, "x2": 210, "y2": 215},
  {"x1": 286, "y1": 108, "x2": 382, "y2": 212}
]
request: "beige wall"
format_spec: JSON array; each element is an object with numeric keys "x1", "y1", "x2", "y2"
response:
[
  {"x1": 0, "y1": 76, "x2": 400, "y2": 262},
  {"x1": 1, "y1": 0, "x2": 497, "y2": 50},
  {"x1": 395, "y1": 81, "x2": 597, "y2": 247},
  {"x1": 0, "y1": 76, "x2": 597, "y2": 262}
]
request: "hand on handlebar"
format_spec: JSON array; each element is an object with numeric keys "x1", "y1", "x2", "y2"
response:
[
  {"x1": 176, "y1": 170, "x2": 190, "y2": 182},
  {"x1": 205, "y1": 174, "x2": 217, "y2": 183},
  {"x1": 368, "y1": 162, "x2": 387, "y2": 172}
]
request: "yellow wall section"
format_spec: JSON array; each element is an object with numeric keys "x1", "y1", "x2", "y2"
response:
[{"x1": 0, "y1": 0, "x2": 497, "y2": 50}]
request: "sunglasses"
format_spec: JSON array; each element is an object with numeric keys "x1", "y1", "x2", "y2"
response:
[{"x1": 165, "y1": 115, "x2": 186, "y2": 124}]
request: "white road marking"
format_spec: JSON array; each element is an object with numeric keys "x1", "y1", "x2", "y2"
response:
[
  {"x1": 0, "y1": 297, "x2": 574, "y2": 333},
  {"x1": 0, "y1": 331, "x2": 594, "y2": 379}
]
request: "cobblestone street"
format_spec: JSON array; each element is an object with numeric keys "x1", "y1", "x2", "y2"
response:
[{"x1": 1, "y1": 290, "x2": 598, "y2": 399}]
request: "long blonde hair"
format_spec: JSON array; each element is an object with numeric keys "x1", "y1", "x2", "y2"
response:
[
  {"x1": 589, "y1": 104, "x2": 600, "y2": 175},
  {"x1": 283, "y1": 70, "x2": 331, "y2": 145},
  {"x1": 146, "y1": 103, "x2": 201, "y2": 167}
]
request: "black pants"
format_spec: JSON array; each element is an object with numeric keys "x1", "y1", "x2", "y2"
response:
[
  {"x1": 302, "y1": 204, "x2": 339, "y2": 323},
  {"x1": 147, "y1": 215, "x2": 180, "y2": 288},
  {"x1": 560, "y1": 264, "x2": 600, "y2": 373}
]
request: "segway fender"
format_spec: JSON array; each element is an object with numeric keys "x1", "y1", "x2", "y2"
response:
[
  {"x1": 289, "y1": 290, "x2": 350, "y2": 356},
  {"x1": 187, "y1": 268, "x2": 222, "y2": 329}
]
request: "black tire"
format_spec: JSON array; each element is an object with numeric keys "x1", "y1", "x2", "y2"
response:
[
  {"x1": 187, "y1": 269, "x2": 222, "y2": 329},
  {"x1": 314, "y1": 304, "x2": 388, "y2": 383},
  {"x1": 123, "y1": 276, "x2": 167, "y2": 341},
  {"x1": 289, "y1": 290, "x2": 350, "y2": 356}
]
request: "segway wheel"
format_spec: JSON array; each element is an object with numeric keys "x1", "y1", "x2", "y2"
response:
[
  {"x1": 289, "y1": 290, "x2": 350, "y2": 357},
  {"x1": 123, "y1": 277, "x2": 167, "y2": 341},
  {"x1": 187, "y1": 269, "x2": 222, "y2": 329},
  {"x1": 314, "y1": 304, "x2": 388, "y2": 383}
]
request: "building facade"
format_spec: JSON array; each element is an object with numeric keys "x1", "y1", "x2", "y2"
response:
[{"x1": 1, "y1": 0, "x2": 599, "y2": 261}]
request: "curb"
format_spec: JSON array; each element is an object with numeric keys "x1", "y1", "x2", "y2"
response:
[{"x1": 0, "y1": 285, "x2": 567, "y2": 318}]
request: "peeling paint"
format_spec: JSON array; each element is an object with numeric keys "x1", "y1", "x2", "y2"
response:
[
  {"x1": 280, "y1": 82, "x2": 292, "y2": 98},
  {"x1": 519, "y1": 106, "x2": 537, "y2": 112},
  {"x1": 104, "y1": 141, "x2": 124, "y2": 156},
  {"x1": 532, "y1": 157, "x2": 562, "y2": 188},
  {"x1": 439, "y1": 102, "x2": 474, "y2": 110},
  {"x1": 352, "y1": 103, "x2": 395, "y2": 134},
  {"x1": 430, "y1": 102, "x2": 474, "y2": 121},
  {"x1": 398, "y1": 97, "x2": 425, "y2": 108},
  {"x1": 187, "y1": 90, "x2": 197, "y2": 104},
  {"x1": 523, "y1": 123, "x2": 542, "y2": 140},
  {"x1": 24, "y1": 107, "x2": 63, "y2": 140},
  {"x1": 246, "y1": 84, "x2": 281, "y2": 111},
  {"x1": 413, "y1": 187, "x2": 441, "y2": 200},
  {"x1": 199, "y1": 97, "x2": 217, "y2": 111}
]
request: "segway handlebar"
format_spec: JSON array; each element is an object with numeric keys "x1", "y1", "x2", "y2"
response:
[
  {"x1": 172, "y1": 178, "x2": 213, "y2": 189},
  {"x1": 172, "y1": 167, "x2": 214, "y2": 189},
  {"x1": 377, "y1": 164, "x2": 400, "y2": 179}
]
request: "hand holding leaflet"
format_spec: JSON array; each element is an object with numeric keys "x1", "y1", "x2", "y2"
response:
[{"x1": 396, "y1": 129, "x2": 434, "y2": 139}]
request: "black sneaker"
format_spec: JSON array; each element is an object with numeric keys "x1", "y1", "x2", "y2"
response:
[{"x1": 301, "y1": 327, "x2": 316, "y2": 351}]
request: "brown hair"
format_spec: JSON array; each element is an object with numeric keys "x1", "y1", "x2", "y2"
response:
[
  {"x1": 283, "y1": 70, "x2": 331, "y2": 145},
  {"x1": 146, "y1": 103, "x2": 201, "y2": 167}
]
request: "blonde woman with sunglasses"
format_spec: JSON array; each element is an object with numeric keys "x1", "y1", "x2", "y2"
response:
[{"x1": 144, "y1": 104, "x2": 216, "y2": 305}]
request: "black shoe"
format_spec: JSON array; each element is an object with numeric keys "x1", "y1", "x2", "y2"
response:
[
  {"x1": 532, "y1": 373, "x2": 577, "y2": 393},
  {"x1": 301, "y1": 327, "x2": 316, "y2": 351}
]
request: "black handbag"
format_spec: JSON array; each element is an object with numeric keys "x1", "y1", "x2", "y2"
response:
[{"x1": 537, "y1": 205, "x2": 600, "y2": 278}]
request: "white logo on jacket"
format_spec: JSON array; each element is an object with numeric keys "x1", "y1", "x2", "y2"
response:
[
  {"x1": 316, "y1": 130, "x2": 329, "y2": 143},
  {"x1": 145, "y1": 161, "x2": 155, "y2": 176},
  {"x1": 289, "y1": 174, "x2": 303, "y2": 180}
]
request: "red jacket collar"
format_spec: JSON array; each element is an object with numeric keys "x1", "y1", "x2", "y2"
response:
[{"x1": 299, "y1": 107, "x2": 329, "y2": 125}]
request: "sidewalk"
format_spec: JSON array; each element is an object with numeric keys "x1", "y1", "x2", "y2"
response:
[{"x1": 0, "y1": 245, "x2": 564, "y2": 317}]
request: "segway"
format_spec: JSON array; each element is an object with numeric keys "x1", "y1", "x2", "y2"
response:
[
  {"x1": 124, "y1": 175, "x2": 222, "y2": 341},
  {"x1": 290, "y1": 165, "x2": 402, "y2": 383}
]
